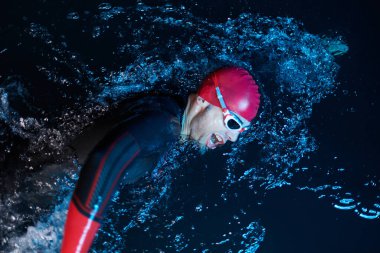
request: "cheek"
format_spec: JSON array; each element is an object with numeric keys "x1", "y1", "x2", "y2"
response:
[
  {"x1": 191, "y1": 114, "x2": 208, "y2": 138},
  {"x1": 189, "y1": 113, "x2": 208, "y2": 139},
  {"x1": 192, "y1": 109, "x2": 223, "y2": 137},
  {"x1": 206, "y1": 107, "x2": 225, "y2": 129}
]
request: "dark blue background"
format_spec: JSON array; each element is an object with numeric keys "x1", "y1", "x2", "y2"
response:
[{"x1": 1, "y1": 0, "x2": 379, "y2": 252}]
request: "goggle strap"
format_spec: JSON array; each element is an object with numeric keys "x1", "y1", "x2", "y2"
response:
[
  {"x1": 215, "y1": 86, "x2": 227, "y2": 109},
  {"x1": 214, "y1": 74, "x2": 248, "y2": 133}
]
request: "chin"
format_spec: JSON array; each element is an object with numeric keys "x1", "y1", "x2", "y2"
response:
[
  {"x1": 192, "y1": 139, "x2": 209, "y2": 154},
  {"x1": 198, "y1": 144, "x2": 209, "y2": 155}
]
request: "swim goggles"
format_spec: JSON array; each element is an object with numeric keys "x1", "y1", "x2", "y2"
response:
[{"x1": 215, "y1": 86, "x2": 248, "y2": 132}]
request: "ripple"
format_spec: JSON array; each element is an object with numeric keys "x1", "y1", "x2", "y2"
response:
[
  {"x1": 357, "y1": 208, "x2": 380, "y2": 220},
  {"x1": 66, "y1": 12, "x2": 80, "y2": 20},
  {"x1": 333, "y1": 198, "x2": 356, "y2": 210}
]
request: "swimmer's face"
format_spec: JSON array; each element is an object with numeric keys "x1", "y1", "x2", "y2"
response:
[{"x1": 188, "y1": 96, "x2": 249, "y2": 149}]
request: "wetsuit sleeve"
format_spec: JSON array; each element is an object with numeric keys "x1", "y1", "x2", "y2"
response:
[
  {"x1": 61, "y1": 110, "x2": 179, "y2": 253},
  {"x1": 61, "y1": 129, "x2": 141, "y2": 253}
]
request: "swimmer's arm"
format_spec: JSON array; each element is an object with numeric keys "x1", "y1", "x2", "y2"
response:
[{"x1": 61, "y1": 130, "x2": 141, "y2": 253}]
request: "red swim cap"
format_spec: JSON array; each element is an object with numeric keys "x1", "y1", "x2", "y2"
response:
[{"x1": 198, "y1": 66, "x2": 260, "y2": 121}]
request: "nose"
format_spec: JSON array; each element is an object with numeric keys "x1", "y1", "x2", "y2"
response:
[{"x1": 226, "y1": 130, "x2": 239, "y2": 142}]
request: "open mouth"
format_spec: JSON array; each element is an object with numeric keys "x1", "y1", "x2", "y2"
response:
[{"x1": 208, "y1": 133, "x2": 224, "y2": 148}]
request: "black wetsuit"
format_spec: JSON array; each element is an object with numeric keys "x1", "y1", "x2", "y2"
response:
[{"x1": 61, "y1": 96, "x2": 183, "y2": 253}]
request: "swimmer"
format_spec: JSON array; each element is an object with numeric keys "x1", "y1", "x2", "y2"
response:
[{"x1": 60, "y1": 66, "x2": 260, "y2": 253}]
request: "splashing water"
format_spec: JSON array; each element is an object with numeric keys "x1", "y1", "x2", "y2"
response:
[{"x1": 1, "y1": 1, "x2": 378, "y2": 252}]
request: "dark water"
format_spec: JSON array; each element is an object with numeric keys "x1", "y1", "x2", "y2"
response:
[{"x1": 1, "y1": 0, "x2": 379, "y2": 252}]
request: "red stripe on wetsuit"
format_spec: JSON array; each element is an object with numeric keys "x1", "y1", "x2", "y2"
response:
[{"x1": 61, "y1": 131, "x2": 140, "y2": 253}]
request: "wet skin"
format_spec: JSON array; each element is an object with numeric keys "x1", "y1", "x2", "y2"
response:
[{"x1": 183, "y1": 94, "x2": 250, "y2": 149}]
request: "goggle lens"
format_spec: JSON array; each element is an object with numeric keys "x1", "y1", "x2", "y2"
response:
[
  {"x1": 226, "y1": 117, "x2": 241, "y2": 130},
  {"x1": 223, "y1": 110, "x2": 247, "y2": 131}
]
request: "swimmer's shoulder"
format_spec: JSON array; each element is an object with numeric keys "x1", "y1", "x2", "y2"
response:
[{"x1": 68, "y1": 95, "x2": 184, "y2": 164}]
